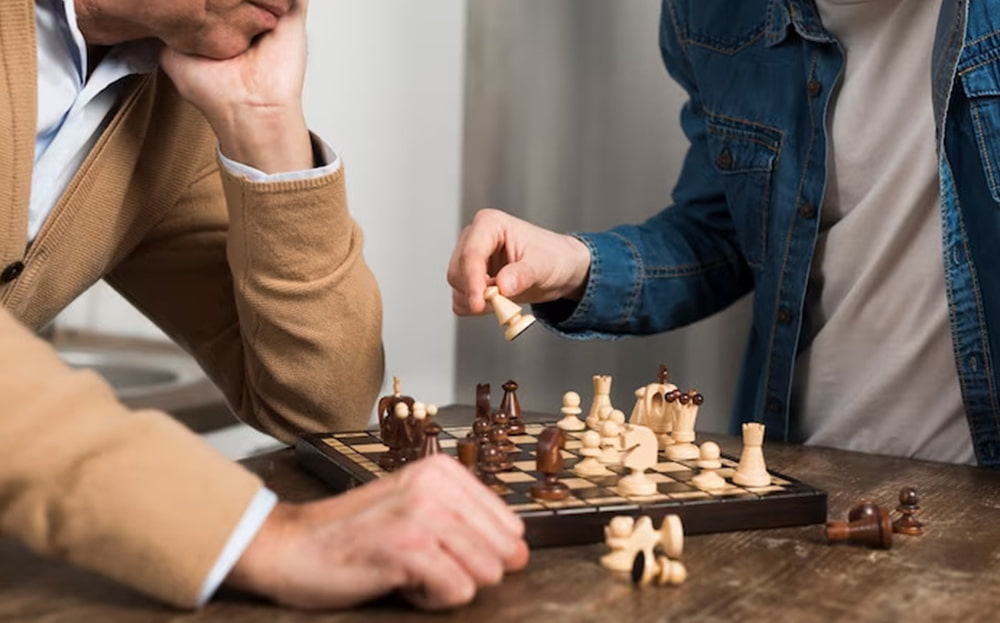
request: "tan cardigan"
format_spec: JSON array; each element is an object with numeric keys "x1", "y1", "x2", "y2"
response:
[{"x1": 0, "y1": 1, "x2": 384, "y2": 608}]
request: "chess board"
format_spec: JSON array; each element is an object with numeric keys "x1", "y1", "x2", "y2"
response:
[{"x1": 296, "y1": 423, "x2": 827, "y2": 548}]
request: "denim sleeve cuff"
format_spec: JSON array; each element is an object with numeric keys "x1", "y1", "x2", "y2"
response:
[
  {"x1": 217, "y1": 133, "x2": 341, "y2": 183},
  {"x1": 532, "y1": 231, "x2": 640, "y2": 340}
]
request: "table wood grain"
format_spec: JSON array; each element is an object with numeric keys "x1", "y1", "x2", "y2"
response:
[{"x1": 2, "y1": 406, "x2": 999, "y2": 623}]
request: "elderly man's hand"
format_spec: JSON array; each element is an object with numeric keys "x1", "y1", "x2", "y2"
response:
[
  {"x1": 160, "y1": 0, "x2": 313, "y2": 174},
  {"x1": 226, "y1": 454, "x2": 530, "y2": 610}
]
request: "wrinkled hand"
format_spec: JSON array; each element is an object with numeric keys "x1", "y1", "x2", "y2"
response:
[
  {"x1": 160, "y1": 0, "x2": 312, "y2": 173},
  {"x1": 227, "y1": 454, "x2": 529, "y2": 610},
  {"x1": 448, "y1": 209, "x2": 592, "y2": 315}
]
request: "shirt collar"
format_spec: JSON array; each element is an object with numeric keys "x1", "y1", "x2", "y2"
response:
[
  {"x1": 766, "y1": 0, "x2": 837, "y2": 47},
  {"x1": 55, "y1": 0, "x2": 161, "y2": 79}
]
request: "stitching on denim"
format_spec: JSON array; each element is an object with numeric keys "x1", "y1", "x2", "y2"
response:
[
  {"x1": 665, "y1": 1, "x2": 688, "y2": 57},
  {"x1": 970, "y1": 103, "x2": 1000, "y2": 199},
  {"x1": 959, "y1": 51, "x2": 1000, "y2": 76},
  {"x1": 932, "y1": 0, "x2": 965, "y2": 150},
  {"x1": 705, "y1": 126, "x2": 781, "y2": 153},
  {"x1": 947, "y1": 161, "x2": 1000, "y2": 451},
  {"x1": 704, "y1": 109, "x2": 787, "y2": 140},
  {"x1": 681, "y1": 29, "x2": 766, "y2": 56},
  {"x1": 609, "y1": 232, "x2": 644, "y2": 329},
  {"x1": 644, "y1": 254, "x2": 741, "y2": 278},
  {"x1": 965, "y1": 27, "x2": 1000, "y2": 49},
  {"x1": 758, "y1": 52, "x2": 819, "y2": 427}
]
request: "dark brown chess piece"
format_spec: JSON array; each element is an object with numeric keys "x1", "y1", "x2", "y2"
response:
[
  {"x1": 826, "y1": 505, "x2": 893, "y2": 549},
  {"x1": 420, "y1": 422, "x2": 443, "y2": 458},
  {"x1": 473, "y1": 417, "x2": 491, "y2": 446},
  {"x1": 530, "y1": 427, "x2": 570, "y2": 501},
  {"x1": 847, "y1": 500, "x2": 879, "y2": 522},
  {"x1": 491, "y1": 411, "x2": 518, "y2": 454},
  {"x1": 893, "y1": 486, "x2": 925, "y2": 536},
  {"x1": 457, "y1": 437, "x2": 479, "y2": 473},
  {"x1": 475, "y1": 382, "x2": 492, "y2": 424},
  {"x1": 478, "y1": 444, "x2": 509, "y2": 494},
  {"x1": 499, "y1": 379, "x2": 525, "y2": 435},
  {"x1": 657, "y1": 364, "x2": 669, "y2": 385},
  {"x1": 488, "y1": 425, "x2": 515, "y2": 470},
  {"x1": 376, "y1": 377, "x2": 415, "y2": 471}
]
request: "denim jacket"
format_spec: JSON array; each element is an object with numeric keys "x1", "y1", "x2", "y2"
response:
[{"x1": 537, "y1": 0, "x2": 1000, "y2": 468}]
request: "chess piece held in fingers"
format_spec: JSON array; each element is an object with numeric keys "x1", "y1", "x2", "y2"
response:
[{"x1": 485, "y1": 285, "x2": 536, "y2": 341}]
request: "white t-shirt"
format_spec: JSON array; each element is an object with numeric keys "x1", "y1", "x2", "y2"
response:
[{"x1": 792, "y1": 0, "x2": 975, "y2": 464}]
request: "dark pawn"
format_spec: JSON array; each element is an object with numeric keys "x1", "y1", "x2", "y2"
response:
[
  {"x1": 847, "y1": 500, "x2": 879, "y2": 522},
  {"x1": 488, "y1": 426, "x2": 515, "y2": 470},
  {"x1": 893, "y1": 486, "x2": 925, "y2": 536},
  {"x1": 457, "y1": 437, "x2": 479, "y2": 473},
  {"x1": 530, "y1": 427, "x2": 570, "y2": 501},
  {"x1": 500, "y1": 379, "x2": 526, "y2": 435},
  {"x1": 420, "y1": 422, "x2": 443, "y2": 458},
  {"x1": 826, "y1": 505, "x2": 893, "y2": 550},
  {"x1": 473, "y1": 417, "x2": 492, "y2": 447},
  {"x1": 479, "y1": 444, "x2": 509, "y2": 494},
  {"x1": 491, "y1": 412, "x2": 518, "y2": 454}
]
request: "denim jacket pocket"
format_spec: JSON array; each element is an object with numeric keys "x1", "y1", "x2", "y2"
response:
[
  {"x1": 704, "y1": 111, "x2": 781, "y2": 268},
  {"x1": 959, "y1": 52, "x2": 1000, "y2": 205}
]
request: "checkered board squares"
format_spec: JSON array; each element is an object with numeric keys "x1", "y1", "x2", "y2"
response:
[{"x1": 296, "y1": 423, "x2": 827, "y2": 548}]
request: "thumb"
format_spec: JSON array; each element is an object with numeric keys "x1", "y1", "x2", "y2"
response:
[{"x1": 494, "y1": 262, "x2": 536, "y2": 301}]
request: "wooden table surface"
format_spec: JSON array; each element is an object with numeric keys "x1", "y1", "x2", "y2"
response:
[{"x1": 3, "y1": 406, "x2": 1000, "y2": 623}]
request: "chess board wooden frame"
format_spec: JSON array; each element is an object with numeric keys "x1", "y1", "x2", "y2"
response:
[{"x1": 296, "y1": 423, "x2": 827, "y2": 548}]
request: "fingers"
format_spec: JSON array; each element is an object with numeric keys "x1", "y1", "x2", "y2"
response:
[{"x1": 447, "y1": 209, "x2": 510, "y2": 316}]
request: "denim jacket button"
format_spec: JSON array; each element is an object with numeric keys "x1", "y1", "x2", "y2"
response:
[
  {"x1": 777, "y1": 307, "x2": 793, "y2": 325},
  {"x1": 1, "y1": 261, "x2": 24, "y2": 283},
  {"x1": 807, "y1": 79, "x2": 822, "y2": 97},
  {"x1": 766, "y1": 398, "x2": 782, "y2": 414},
  {"x1": 798, "y1": 202, "x2": 817, "y2": 219},
  {"x1": 715, "y1": 149, "x2": 734, "y2": 170}
]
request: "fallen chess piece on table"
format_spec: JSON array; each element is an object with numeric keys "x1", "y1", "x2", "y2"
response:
[
  {"x1": 485, "y1": 286, "x2": 535, "y2": 341},
  {"x1": 826, "y1": 502, "x2": 893, "y2": 550},
  {"x1": 601, "y1": 514, "x2": 685, "y2": 587}
]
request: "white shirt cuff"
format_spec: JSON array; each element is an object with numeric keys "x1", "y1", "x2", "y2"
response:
[
  {"x1": 217, "y1": 134, "x2": 341, "y2": 182},
  {"x1": 196, "y1": 486, "x2": 279, "y2": 606}
]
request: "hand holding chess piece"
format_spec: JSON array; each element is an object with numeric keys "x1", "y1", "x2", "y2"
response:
[{"x1": 485, "y1": 286, "x2": 536, "y2": 341}]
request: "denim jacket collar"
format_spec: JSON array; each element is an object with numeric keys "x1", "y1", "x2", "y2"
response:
[{"x1": 766, "y1": 0, "x2": 835, "y2": 47}]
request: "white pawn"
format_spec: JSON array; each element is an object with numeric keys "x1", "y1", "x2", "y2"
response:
[
  {"x1": 598, "y1": 419, "x2": 622, "y2": 465},
  {"x1": 653, "y1": 557, "x2": 688, "y2": 586},
  {"x1": 557, "y1": 391, "x2": 587, "y2": 431},
  {"x1": 600, "y1": 516, "x2": 636, "y2": 572},
  {"x1": 484, "y1": 285, "x2": 536, "y2": 341},
  {"x1": 691, "y1": 441, "x2": 727, "y2": 490},
  {"x1": 733, "y1": 422, "x2": 771, "y2": 487},
  {"x1": 574, "y1": 430, "x2": 611, "y2": 476}
]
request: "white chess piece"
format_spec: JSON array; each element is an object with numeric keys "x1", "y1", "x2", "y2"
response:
[
  {"x1": 659, "y1": 514, "x2": 684, "y2": 559},
  {"x1": 618, "y1": 424, "x2": 658, "y2": 496},
  {"x1": 598, "y1": 419, "x2": 622, "y2": 465},
  {"x1": 664, "y1": 390, "x2": 702, "y2": 461},
  {"x1": 484, "y1": 286, "x2": 535, "y2": 341},
  {"x1": 691, "y1": 441, "x2": 727, "y2": 490},
  {"x1": 732, "y1": 422, "x2": 771, "y2": 487},
  {"x1": 585, "y1": 375, "x2": 613, "y2": 430},
  {"x1": 574, "y1": 430, "x2": 612, "y2": 476},
  {"x1": 600, "y1": 516, "x2": 636, "y2": 572},
  {"x1": 557, "y1": 391, "x2": 587, "y2": 431}
]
